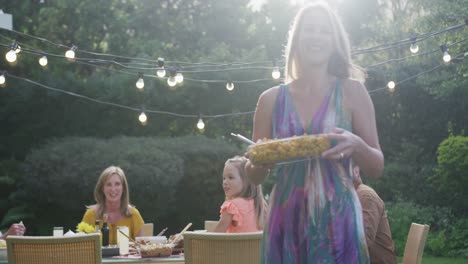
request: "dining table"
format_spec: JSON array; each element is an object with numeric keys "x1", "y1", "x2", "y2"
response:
[{"x1": 0, "y1": 249, "x2": 184, "y2": 264}]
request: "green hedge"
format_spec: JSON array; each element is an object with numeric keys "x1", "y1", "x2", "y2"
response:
[
  {"x1": 386, "y1": 200, "x2": 468, "y2": 258},
  {"x1": 16, "y1": 136, "x2": 239, "y2": 235}
]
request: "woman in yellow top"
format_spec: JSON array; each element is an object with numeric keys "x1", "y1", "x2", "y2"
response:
[{"x1": 82, "y1": 166, "x2": 144, "y2": 245}]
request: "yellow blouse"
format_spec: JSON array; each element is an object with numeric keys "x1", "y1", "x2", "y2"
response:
[{"x1": 82, "y1": 206, "x2": 144, "y2": 245}]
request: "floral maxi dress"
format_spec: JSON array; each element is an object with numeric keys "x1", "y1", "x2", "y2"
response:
[{"x1": 261, "y1": 81, "x2": 370, "y2": 264}]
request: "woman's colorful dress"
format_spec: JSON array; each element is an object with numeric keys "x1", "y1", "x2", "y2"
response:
[{"x1": 261, "y1": 81, "x2": 370, "y2": 263}]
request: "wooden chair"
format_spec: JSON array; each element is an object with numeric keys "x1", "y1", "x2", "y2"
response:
[
  {"x1": 6, "y1": 234, "x2": 101, "y2": 264},
  {"x1": 184, "y1": 231, "x2": 263, "y2": 264},
  {"x1": 204, "y1": 220, "x2": 219, "y2": 232},
  {"x1": 402, "y1": 223, "x2": 430, "y2": 264},
  {"x1": 140, "y1": 223, "x2": 154, "y2": 236}
]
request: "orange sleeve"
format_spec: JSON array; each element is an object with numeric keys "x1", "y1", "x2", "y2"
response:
[{"x1": 220, "y1": 201, "x2": 243, "y2": 227}]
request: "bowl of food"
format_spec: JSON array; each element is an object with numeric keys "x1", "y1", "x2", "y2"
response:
[
  {"x1": 139, "y1": 243, "x2": 173, "y2": 258},
  {"x1": 247, "y1": 134, "x2": 330, "y2": 165}
]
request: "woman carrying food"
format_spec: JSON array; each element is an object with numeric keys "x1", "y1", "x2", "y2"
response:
[{"x1": 246, "y1": 2, "x2": 384, "y2": 263}]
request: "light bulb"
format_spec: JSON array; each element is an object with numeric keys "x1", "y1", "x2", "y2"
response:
[
  {"x1": 197, "y1": 118, "x2": 205, "y2": 130},
  {"x1": 0, "y1": 74, "x2": 5, "y2": 85},
  {"x1": 5, "y1": 50, "x2": 17, "y2": 62},
  {"x1": 443, "y1": 51, "x2": 451, "y2": 63},
  {"x1": 157, "y1": 68, "x2": 166, "y2": 78},
  {"x1": 14, "y1": 45, "x2": 21, "y2": 54},
  {"x1": 226, "y1": 82, "x2": 234, "y2": 91},
  {"x1": 272, "y1": 67, "x2": 281, "y2": 79},
  {"x1": 410, "y1": 43, "x2": 419, "y2": 54},
  {"x1": 167, "y1": 76, "x2": 177, "y2": 87},
  {"x1": 65, "y1": 49, "x2": 75, "y2": 59},
  {"x1": 387, "y1": 81, "x2": 396, "y2": 92},
  {"x1": 138, "y1": 112, "x2": 147, "y2": 123},
  {"x1": 175, "y1": 73, "x2": 184, "y2": 83},
  {"x1": 136, "y1": 78, "x2": 144, "y2": 89},
  {"x1": 39, "y1": 56, "x2": 48, "y2": 66}
]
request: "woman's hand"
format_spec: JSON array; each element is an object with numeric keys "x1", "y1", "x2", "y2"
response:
[
  {"x1": 321, "y1": 127, "x2": 363, "y2": 160},
  {"x1": 1, "y1": 222, "x2": 26, "y2": 239},
  {"x1": 244, "y1": 153, "x2": 273, "y2": 185}
]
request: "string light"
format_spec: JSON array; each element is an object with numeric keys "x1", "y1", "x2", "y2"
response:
[
  {"x1": 0, "y1": 30, "x2": 466, "y2": 83},
  {"x1": 4, "y1": 49, "x2": 465, "y2": 123},
  {"x1": 5, "y1": 49, "x2": 16, "y2": 62},
  {"x1": 14, "y1": 44, "x2": 21, "y2": 54},
  {"x1": 175, "y1": 72, "x2": 184, "y2": 84},
  {"x1": 271, "y1": 67, "x2": 281, "y2": 79},
  {"x1": 5, "y1": 41, "x2": 18, "y2": 63},
  {"x1": 410, "y1": 36, "x2": 419, "y2": 53},
  {"x1": 167, "y1": 67, "x2": 177, "y2": 88},
  {"x1": 138, "y1": 111, "x2": 147, "y2": 124},
  {"x1": 2, "y1": 71, "x2": 258, "y2": 119},
  {"x1": 135, "y1": 73, "x2": 144, "y2": 89},
  {"x1": 197, "y1": 115, "x2": 205, "y2": 130},
  {"x1": 167, "y1": 76, "x2": 177, "y2": 87},
  {"x1": 0, "y1": 20, "x2": 464, "y2": 69},
  {"x1": 0, "y1": 73, "x2": 5, "y2": 85},
  {"x1": 441, "y1": 45, "x2": 451, "y2": 63},
  {"x1": 226, "y1": 81, "x2": 234, "y2": 92},
  {"x1": 387, "y1": 81, "x2": 396, "y2": 92},
  {"x1": 65, "y1": 45, "x2": 77, "y2": 59},
  {"x1": 38, "y1": 55, "x2": 48, "y2": 66},
  {"x1": 156, "y1": 57, "x2": 166, "y2": 78}
]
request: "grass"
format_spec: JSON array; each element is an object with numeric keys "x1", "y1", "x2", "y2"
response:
[
  {"x1": 422, "y1": 257, "x2": 468, "y2": 264},
  {"x1": 398, "y1": 257, "x2": 468, "y2": 264}
]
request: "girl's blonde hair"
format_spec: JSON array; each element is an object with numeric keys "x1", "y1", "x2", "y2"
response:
[
  {"x1": 93, "y1": 165, "x2": 133, "y2": 219},
  {"x1": 225, "y1": 156, "x2": 268, "y2": 229},
  {"x1": 284, "y1": 1, "x2": 366, "y2": 83}
]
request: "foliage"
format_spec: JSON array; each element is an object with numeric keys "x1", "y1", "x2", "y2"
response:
[
  {"x1": 16, "y1": 135, "x2": 239, "y2": 234},
  {"x1": 433, "y1": 135, "x2": 468, "y2": 215},
  {"x1": 0, "y1": 159, "x2": 34, "y2": 229},
  {"x1": 386, "y1": 200, "x2": 452, "y2": 256},
  {"x1": 0, "y1": 0, "x2": 467, "y2": 257}
]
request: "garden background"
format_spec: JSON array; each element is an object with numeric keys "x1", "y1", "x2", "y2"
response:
[{"x1": 0, "y1": 0, "x2": 467, "y2": 260}]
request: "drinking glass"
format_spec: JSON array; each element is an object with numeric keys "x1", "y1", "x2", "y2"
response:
[
  {"x1": 117, "y1": 226, "x2": 129, "y2": 255},
  {"x1": 53, "y1": 227, "x2": 63, "y2": 237}
]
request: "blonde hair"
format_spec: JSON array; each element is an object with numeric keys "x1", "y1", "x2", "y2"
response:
[
  {"x1": 93, "y1": 165, "x2": 133, "y2": 218},
  {"x1": 225, "y1": 156, "x2": 268, "y2": 229},
  {"x1": 284, "y1": 1, "x2": 365, "y2": 82}
]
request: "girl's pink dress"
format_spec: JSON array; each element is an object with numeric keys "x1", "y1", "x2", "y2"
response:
[{"x1": 220, "y1": 198, "x2": 260, "y2": 233}]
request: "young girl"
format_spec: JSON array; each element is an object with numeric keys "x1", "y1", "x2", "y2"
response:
[{"x1": 214, "y1": 156, "x2": 267, "y2": 233}]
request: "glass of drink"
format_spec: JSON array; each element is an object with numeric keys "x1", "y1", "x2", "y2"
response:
[
  {"x1": 117, "y1": 226, "x2": 129, "y2": 255},
  {"x1": 53, "y1": 227, "x2": 63, "y2": 237}
]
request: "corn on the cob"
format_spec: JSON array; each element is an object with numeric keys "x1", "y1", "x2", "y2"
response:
[{"x1": 248, "y1": 134, "x2": 330, "y2": 165}]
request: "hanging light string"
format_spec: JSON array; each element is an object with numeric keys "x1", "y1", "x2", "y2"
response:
[
  {"x1": 368, "y1": 51, "x2": 467, "y2": 94},
  {"x1": 351, "y1": 21, "x2": 466, "y2": 55},
  {"x1": 365, "y1": 37, "x2": 468, "y2": 68},
  {"x1": 0, "y1": 20, "x2": 465, "y2": 67},
  {"x1": 2, "y1": 38, "x2": 463, "y2": 91},
  {"x1": 1, "y1": 72, "x2": 255, "y2": 119},
  {"x1": 0, "y1": 37, "x2": 282, "y2": 73},
  {"x1": 0, "y1": 41, "x2": 285, "y2": 85},
  {"x1": 0, "y1": 27, "x2": 274, "y2": 67},
  {"x1": 1, "y1": 36, "x2": 465, "y2": 86},
  {"x1": 1, "y1": 30, "x2": 465, "y2": 79},
  {"x1": 1, "y1": 51, "x2": 465, "y2": 121}
]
